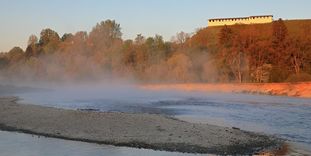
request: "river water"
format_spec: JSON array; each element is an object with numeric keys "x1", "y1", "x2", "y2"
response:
[
  {"x1": 1, "y1": 85, "x2": 311, "y2": 155},
  {"x1": 0, "y1": 130, "x2": 206, "y2": 156}
]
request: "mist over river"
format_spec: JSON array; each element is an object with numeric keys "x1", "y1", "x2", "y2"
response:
[{"x1": 2, "y1": 84, "x2": 311, "y2": 155}]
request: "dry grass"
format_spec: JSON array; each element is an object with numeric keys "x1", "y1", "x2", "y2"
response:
[{"x1": 142, "y1": 82, "x2": 311, "y2": 98}]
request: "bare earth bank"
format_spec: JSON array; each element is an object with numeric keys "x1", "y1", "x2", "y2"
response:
[
  {"x1": 0, "y1": 97, "x2": 284, "y2": 155},
  {"x1": 142, "y1": 82, "x2": 311, "y2": 98}
]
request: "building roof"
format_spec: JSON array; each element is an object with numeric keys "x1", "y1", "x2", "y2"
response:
[{"x1": 209, "y1": 15, "x2": 273, "y2": 21}]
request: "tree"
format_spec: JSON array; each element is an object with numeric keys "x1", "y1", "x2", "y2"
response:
[
  {"x1": 248, "y1": 40, "x2": 272, "y2": 82},
  {"x1": 189, "y1": 28, "x2": 210, "y2": 49},
  {"x1": 8, "y1": 47, "x2": 24, "y2": 63},
  {"x1": 154, "y1": 35, "x2": 164, "y2": 47},
  {"x1": 134, "y1": 45, "x2": 148, "y2": 75},
  {"x1": 122, "y1": 40, "x2": 136, "y2": 67},
  {"x1": 39, "y1": 28, "x2": 60, "y2": 46},
  {"x1": 3, "y1": 18, "x2": 311, "y2": 83},
  {"x1": 219, "y1": 25, "x2": 234, "y2": 47},
  {"x1": 134, "y1": 34, "x2": 145, "y2": 45},
  {"x1": 73, "y1": 31, "x2": 90, "y2": 55},
  {"x1": 38, "y1": 28, "x2": 61, "y2": 54},
  {"x1": 0, "y1": 56, "x2": 9, "y2": 69},
  {"x1": 224, "y1": 34, "x2": 249, "y2": 83},
  {"x1": 27, "y1": 35, "x2": 38, "y2": 46},
  {"x1": 25, "y1": 56, "x2": 46, "y2": 79},
  {"x1": 271, "y1": 18, "x2": 288, "y2": 66},
  {"x1": 89, "y1": 20, "x2": 122, "y2": 50},
  {"x1": 25, "y1": 35, "x2": 39, "y2": 58},
  {"x1": 172, "y1": 31, "x2": 190, "y2": 44},
  {"x1": 272, "y1": 19, "x2": 288, "y2": 47},
  {"x1": 217, "y1": 25, "x2": 249, "y2": 83},
  {"x1": 61, "y1": 33, "x2": 74, "y2": 42},
  {"x1": 60, "y1": 31, "x2": 90, "y2": 57},
  {"x1": 287, "y1": 37, "x2": 310, "y2": 74},
  {"x1": 167, "y1": 53, "x2": 194, "y2": 82},
  {"x1": 144, "y1": 35, "x2": 168, "y2": 64}
]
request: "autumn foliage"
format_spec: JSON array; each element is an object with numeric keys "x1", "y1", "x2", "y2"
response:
[{"x1": 0, "y1": 19, "x2": 311, "y2": 83}]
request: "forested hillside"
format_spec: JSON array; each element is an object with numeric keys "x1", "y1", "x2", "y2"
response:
[{"x1": 1, "y1": 19, "x2": 311, "y2": 83}]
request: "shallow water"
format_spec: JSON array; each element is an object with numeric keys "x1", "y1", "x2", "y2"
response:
[
  {"x1": 5, "y1": 85, "x2": 311, "y2": 155},
  {"x1": 0, "y1": 131, "x2": 206, "y2": 156}
]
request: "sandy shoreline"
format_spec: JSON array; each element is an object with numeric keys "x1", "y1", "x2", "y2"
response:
[
  {"x1": 0, "y1": 96, "x2": 284, "y2": 155},
  {"x1": 141, "y1": 82, "x2": 311, "y2": 98}
]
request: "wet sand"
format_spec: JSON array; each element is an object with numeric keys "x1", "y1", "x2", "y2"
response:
[
  {"x1": 0, "y1": 96, "x2": 283, "y2": 155},
  {"x1": 142, "y1": 82, "x2": 311, "y2": 98}
]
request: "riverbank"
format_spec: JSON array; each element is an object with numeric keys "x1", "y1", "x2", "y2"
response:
[
  {"x1": 141, "y1": 82, "x2": 311, "y2": 98},
  {"x1": 0, "y1": 96, "x2": 283, "y2": 155}
]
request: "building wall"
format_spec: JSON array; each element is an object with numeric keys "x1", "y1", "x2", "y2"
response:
[{"x1": 208, "y1": 16, "x2": 273, "y2": 27}]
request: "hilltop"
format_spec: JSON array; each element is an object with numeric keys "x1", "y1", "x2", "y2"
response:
[{"x1": 190, "y1": 19, "x2": 311, "y2": 47}]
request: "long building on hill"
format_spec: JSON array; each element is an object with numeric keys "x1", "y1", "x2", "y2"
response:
[{"x1": 208, "y1": 15, "x2": 273, "y2": 27}]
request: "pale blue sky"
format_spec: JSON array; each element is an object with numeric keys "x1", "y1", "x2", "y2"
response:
[{"x1": 0, "y1": 0, "x2": 310, "y2": 52}]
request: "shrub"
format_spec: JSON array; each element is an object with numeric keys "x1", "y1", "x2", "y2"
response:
[
  {"x1": 285, "y1": 73, "x2": 311, "y2": 82},
  {"x1": 269, "y1": 67, "x2": 289, "y2": 82}
]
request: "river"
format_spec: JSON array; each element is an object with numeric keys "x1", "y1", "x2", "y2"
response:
[{"x1": 1, "y1": 85, "x2": 311, "y2": 155}]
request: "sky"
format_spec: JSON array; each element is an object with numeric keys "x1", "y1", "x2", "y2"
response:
[{"x1": 0, "y1": 0, "x2": 310, "y2": 52}]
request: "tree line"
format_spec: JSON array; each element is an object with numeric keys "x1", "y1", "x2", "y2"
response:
[{"x1": 0, "y1": 19, "x2": 311, "y2": 83}]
